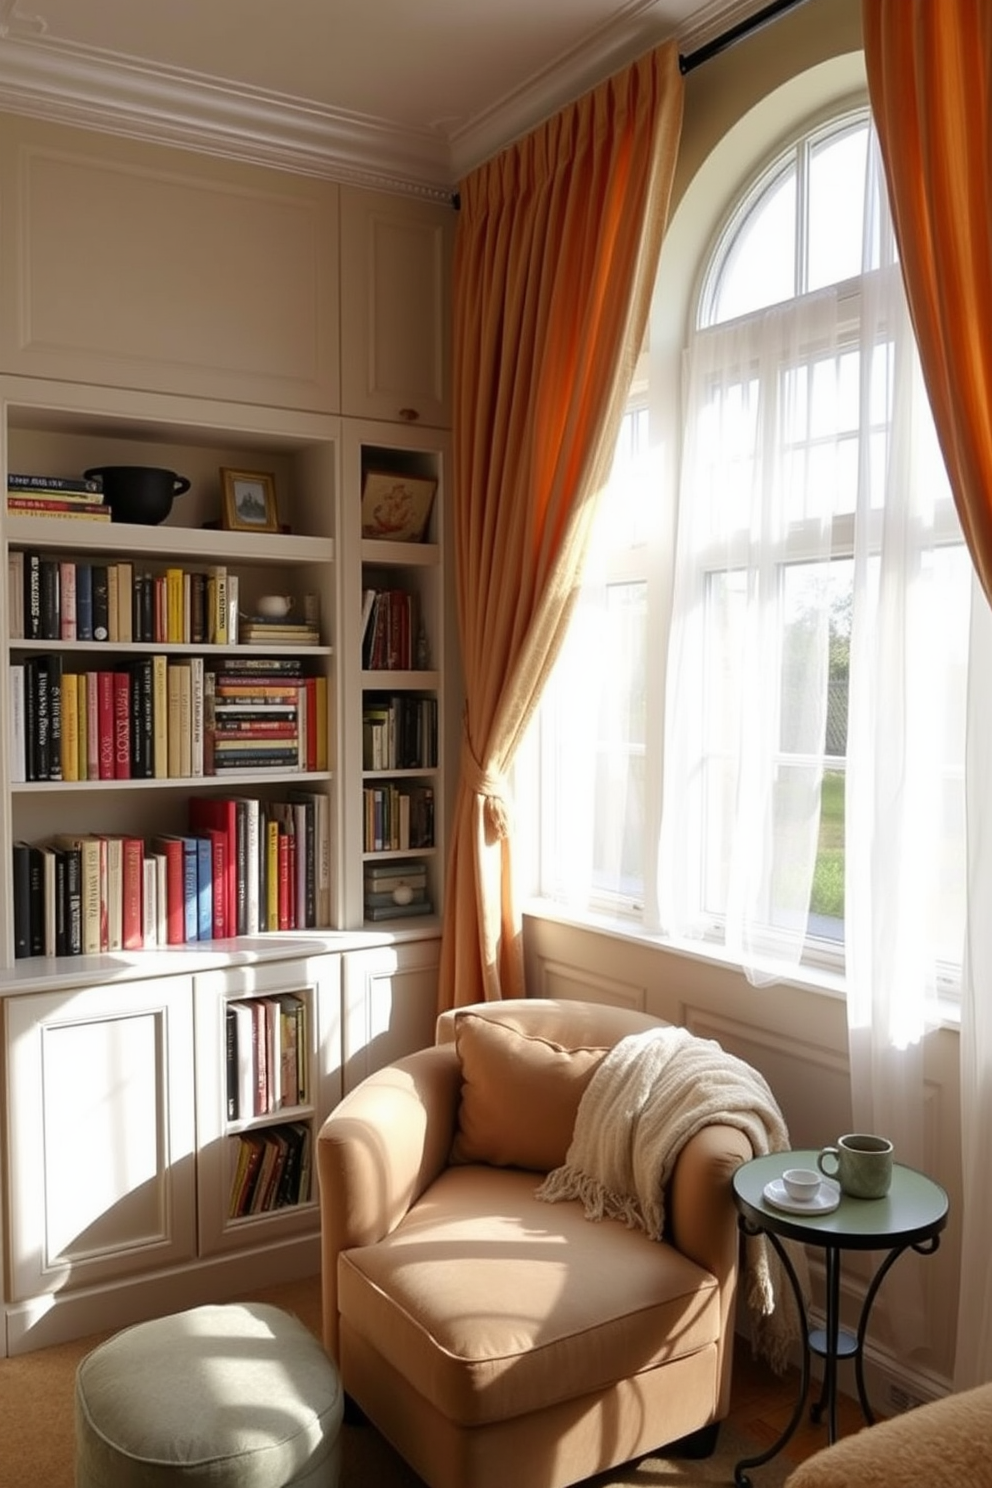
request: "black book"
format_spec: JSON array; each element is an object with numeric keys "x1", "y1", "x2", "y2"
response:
[
  {"x1": 23, "y1": 551, "x2": 42, "y2": 640},
  {"x1": 12, "y1": 841, "x2": 32, "y2": 959},
  {"x1": 76, "y1": 562, "x2": 93, "y2": 641},
  {"x1": 92, "y1": 564, "x2": 110, "y2": 642},
  {"x1": 225, "y1": 1007, "x2": 238, "y2": 1121},
  {"x1": 27, "y1": 844, "x2": 44, "y2": 956},
  {"x1": 34, "y1": 659, "x2": 50, "y2": 781},
  {"x1": 42, "y1": 654, "x2": 63, "y2": 782},
  {"x1": 63, "y1": 845, "x2": 83, "y2": 956},
  {"x1": 39, "y1": 559, "x2": 60, "y2": 641},
  {"x1": 138, "y1": 573, "x2": 154, "y2": 642},
  {"x1": 129, "y1": 657, "x2": 154, "y2": 779},
  {"x1": 23, "y1": 660, "x2": 40, "y2": 781},
  {"x1": 52, "y1": 846, "x2": 68, "y2": 957}
]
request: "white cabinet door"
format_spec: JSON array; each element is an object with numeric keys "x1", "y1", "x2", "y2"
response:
[
  {"x1": 341, "y1": 937, "x2": 440, "y2": 1092},
  {"x1": 340, "y1": 186, "x2": 453, "y2": 428},
  {"x1": 3, "y1": 977, "x2": 196, "y2": 1302},
  {"x1": 193, "y1": 953, "x2": 342, "y2": 1255}
]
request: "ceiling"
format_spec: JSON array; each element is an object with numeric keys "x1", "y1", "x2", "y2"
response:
[{"x1": 0, "y1": 0, "x2": 776, "y2": 197}]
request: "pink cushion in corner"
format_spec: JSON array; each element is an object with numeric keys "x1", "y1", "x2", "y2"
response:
[{"x1": 450, "y1": 1012, "x2": 607, "y2": 1172}]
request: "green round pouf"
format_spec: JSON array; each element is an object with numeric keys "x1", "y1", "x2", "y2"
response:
[{"x1": 75, "y1": 1302, "x2": 343, "y2": 1488}]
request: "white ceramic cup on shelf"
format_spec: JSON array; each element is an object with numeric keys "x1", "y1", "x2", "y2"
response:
[{"x1": 257, "y1": 594, "x2": 294, "y2": 619}]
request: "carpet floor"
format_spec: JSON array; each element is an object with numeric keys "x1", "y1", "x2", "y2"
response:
[{"x1": 0, "y1": 1273, "x2": 794, "y2": 1488}]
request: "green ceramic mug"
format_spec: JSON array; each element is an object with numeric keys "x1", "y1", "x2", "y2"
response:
[{"x1": 817, "y1": 1133, "x2": 893, "y2": 1199}]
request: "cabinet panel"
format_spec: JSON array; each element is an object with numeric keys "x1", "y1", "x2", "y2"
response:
[
  {"x1": 341, "y1": 938, "x2": 440, "y2": 1092},
  {"x1": 3, "y1": 977, "x2": 196, "y2": 1302},
  {"x1": 193, "y1": 953, "x2": 341, "y2": 1256},
  {"x1": 0, "y1": 119, "x2": 340, "y2": 412},
  {"x1": 340, "y1": 186, "x2": 453, "y2": 427}
]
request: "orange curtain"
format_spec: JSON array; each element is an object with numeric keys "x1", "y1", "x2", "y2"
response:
[
  {"x1": 862, "y1": 0, "x2": 992, "y2": 603},
  {"x1": 439, "y1": 44, "x2": 683, "y2": 1008}
]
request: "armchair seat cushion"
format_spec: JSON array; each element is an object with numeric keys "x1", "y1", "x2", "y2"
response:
[{"x1": 338, "y1": 1164, "x2": 720, "y2": 1428}]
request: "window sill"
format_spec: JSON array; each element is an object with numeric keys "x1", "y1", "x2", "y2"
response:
[{"x1": 521, "y1": 897, "x2": 962, "y2": 1031}]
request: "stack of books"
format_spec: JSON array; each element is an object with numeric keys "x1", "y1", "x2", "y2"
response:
[
  {"x1": 6, "y1": 472, "x2": 112, "y2": 521},
  {"x1": 363, "y1": 859, "x2": 432, "y2": 921},
  {"x1": 240, "y1": 614, "x2": 320, "y2": 646}
]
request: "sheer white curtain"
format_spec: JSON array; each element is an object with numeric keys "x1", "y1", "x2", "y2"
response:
[
  {"x1": 660, "y1": 136, "x2": 968, "y2": 1358},
  {"x1": 658, "y1": 289, "x2": 845, "y2": 979}
]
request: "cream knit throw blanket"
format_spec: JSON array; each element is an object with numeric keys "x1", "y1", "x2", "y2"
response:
[{"x1": 535, "y1": 1025, "x2": 810, "y2": 1372}]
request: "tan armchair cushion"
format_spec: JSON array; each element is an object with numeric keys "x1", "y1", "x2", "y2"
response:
[{"x1": 449, "y1": 1012, "x2": 607, "y2": 1172}]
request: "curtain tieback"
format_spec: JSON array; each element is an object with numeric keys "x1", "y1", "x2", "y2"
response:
[{"x1": 461, "y1": 734, "x2": 510, "y2": 843}]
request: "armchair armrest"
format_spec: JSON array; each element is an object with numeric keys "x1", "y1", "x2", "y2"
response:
[
  {"x1": 668, "y1": 1123, "x2": 752, "y2": 1418},
  {"x1": 317, "y1": 1042, "x2": 460, "y2": 1360}
]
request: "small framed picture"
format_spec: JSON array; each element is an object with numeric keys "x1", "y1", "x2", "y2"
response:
[
  {"x1": 361, "y1": 471, "x2": 437, "y2": 543},
  {"x1": 220, "y1": 468, "x2": 280, "y2": 533}
]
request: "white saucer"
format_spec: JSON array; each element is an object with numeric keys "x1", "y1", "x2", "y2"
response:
[{"x1": 763, "y1": 1176, "x2": 841, "y2": 1215}]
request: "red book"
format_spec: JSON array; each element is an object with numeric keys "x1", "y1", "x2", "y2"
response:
[
  {"x1": 200, "y1": 827, "x2": 228, "y2": 939},
  {"x1": 121, "y1": 836, "x2": 144, "y2": 950},
  {"x1": 97, "y1": 671, "x2": 115, "y2": 780},
  {"x1": 188, "y1": 797, "x2": 237, "y2": 938},
  {"x1": 152, "y1": 835, "x2": 186, "y2": 945},
  {"x1": 113, "y1": 669, "x2": 131, "y2": 779}
]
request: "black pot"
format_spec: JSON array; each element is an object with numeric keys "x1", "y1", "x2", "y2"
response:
[{"x1": 84, "y1": 465, "x2": 191, "y2": 526}]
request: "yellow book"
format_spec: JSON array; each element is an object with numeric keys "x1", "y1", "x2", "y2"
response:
[
  {"x1": 152, "y1": 654, "x2": 168, "y2": 778},
  {"x1": 315, "y1": 675, "x2": 329, "y2": 771},
  {"x1": 266, "y1": 817, "x2": 280, "y2": 931},
  {"x1": 166, "y1": 567, "x2": 184, "y2": 643},
  {"x1": 61, "y1": 672, "x2": 79, "y2": 781},
  {"x1": 209, "y1": 565, "x2": 228, "y2": 645}
]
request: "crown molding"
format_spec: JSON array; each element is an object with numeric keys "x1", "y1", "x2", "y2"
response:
[
  {"x1": 0, "y1": 0, "x2": 768, "y2": 198},
  {"x1": 0, "y1": 36, "x2": 458, "y2": 201}
]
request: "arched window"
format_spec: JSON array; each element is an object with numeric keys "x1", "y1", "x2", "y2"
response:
[{"x1": 521, "y1": 105, "x2": 968, "y2": 998}]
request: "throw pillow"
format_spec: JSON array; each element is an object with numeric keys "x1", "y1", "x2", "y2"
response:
[{"x1": 450, "y1": 1012, "x2": 607, "y2": 1171}]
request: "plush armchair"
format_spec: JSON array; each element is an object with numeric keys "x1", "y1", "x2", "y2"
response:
[
  {"x1": 784, "y1": 1383, "x2": 992, "y2": 1488},
  {"x1": 316, "y1": 998, "x2": 753, "y2": 1488}
]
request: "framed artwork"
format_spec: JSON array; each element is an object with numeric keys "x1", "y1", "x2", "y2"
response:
[
  {"x1": 361, "y1": 471, "x2": 437, "y2": 543},
  {"x1": 220, "y1": 468, "x2": 280, "y2": 533}
]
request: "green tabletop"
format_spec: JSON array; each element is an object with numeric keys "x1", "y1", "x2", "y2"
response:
[{"x1": 732, "y1": 1149, "x2": 948, "y2": 1250}]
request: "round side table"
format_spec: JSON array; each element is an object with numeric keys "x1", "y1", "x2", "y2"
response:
[{"x1": 731, "y1": 1150, "x2": 948, "y2": 1487}]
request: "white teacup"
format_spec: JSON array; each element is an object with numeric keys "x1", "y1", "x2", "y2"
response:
[
  {"x1": 257, "y1": 594, "x2": 294, "y2": 619},
  {"x1": 782, "y1": 1167, "x2": 822, "y2": 1202}
]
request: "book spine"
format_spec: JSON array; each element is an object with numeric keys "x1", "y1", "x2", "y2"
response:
[
  {"x1": 142, "y1": 855, "x2": 158, "y2": 948},
  {"x1": 12, "y1": 843, "x2": 31, "y2": 958},
  {"x1": 9, "y1": 665, "x2": 26, "y2": 784},
  {"x1": 7, "y1": 550, "x2": 24, "y2": 640},
  {"x1": 113, "y1": 670, "x2": 131, "y2": 779},
  {"x1": 8, "y1": 473, "x2": 103, "y2": 494},
  {"x1": 107, "y1": 563, "x2": 119, "y2": 643},
  {"x1": 195, "y1": 835, "x2": 213, "y2": 942},
  {"x1": 97, "y1": 671, "x2": 115, "y2": 780},
  {"x1": 86, "y1": 671, "x2": 100, "y2": 780},
  {"x1": 181, "y1": 841, "x2": 198, "y2": 942},
  {"x1": 121, "y1": 837, "x2": 144, "y2": 950},
  {"x1": 61, "y1": 671, "x2": 79, "y2": 782},
  {"x1": 152, "y1": 654, "x2": 169, "y2": 779},
  {"x1": 156, "y1": 840, "x2": 185, "y2": 946},
  {"x1": 59, "y1": 561, "x2": 77, "y2": 641},
  {"x1": 92, "y1": 565, "x2": 110, "y2": 642},
  {"x1": 75, "y1": 562, "x2": 93, "y2": 641}
]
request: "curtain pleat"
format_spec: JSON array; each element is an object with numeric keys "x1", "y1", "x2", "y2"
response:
[{"x1": 441, "y1": 44, "x2": 683, "y2": 1007}]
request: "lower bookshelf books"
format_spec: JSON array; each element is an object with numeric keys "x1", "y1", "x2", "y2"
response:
[
  {"x1": 226, "y1": 993, "x2": 308, "y2": 1121},
  {"x1": 228, "y1": 1121, "x2": 313, "y2": 1218}
]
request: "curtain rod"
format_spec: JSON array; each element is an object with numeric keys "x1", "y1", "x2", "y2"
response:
[{"x1": 679, "y1": 0, "x2": 810, "y2": 74}]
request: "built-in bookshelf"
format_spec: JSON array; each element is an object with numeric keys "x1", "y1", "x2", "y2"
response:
[
  {"x1": 341, "y1": 424, "x2": 448, "y2": 930},
  {"x1": 0, "y1": 378, "x2": 341, "y2": 970}
]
